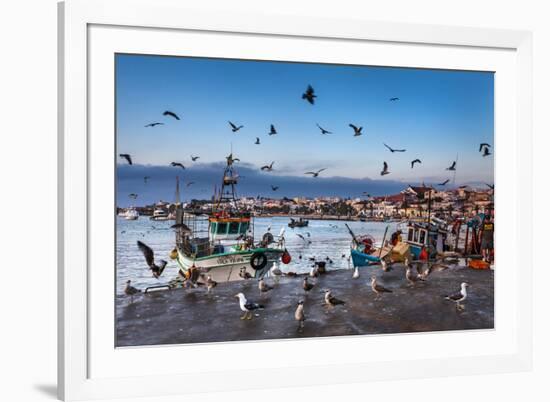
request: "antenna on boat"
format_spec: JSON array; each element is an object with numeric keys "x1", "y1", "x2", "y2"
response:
[{"x1": 175, "y1": 176, "x2": 181, "y2": 205}]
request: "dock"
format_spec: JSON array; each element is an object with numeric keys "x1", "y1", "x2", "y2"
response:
[{"x1": 116, "y1": 264, "x2": 494, "y2": 347}]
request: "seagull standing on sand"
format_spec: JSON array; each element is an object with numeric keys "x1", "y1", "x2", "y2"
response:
[
  {"x1": 235, "y1": 293, "x2": 264, "y2": 320},
  {"x1": 352, "y1": 266, "x2": 360, "y2": 279},
  {"x1": 204, "y1": 275, "x2": 217, "y2": 293},
  {"x1": 270, "y1": 262, "x2": 282, "y2": 284},
  {"x1": 309, "y1": 265, "x2": 319, "y2": 278},
  {"x1": 295, "y1": 301, "x2": 306, "y2": 331},
  {"x1": 445, "y1": 282, "x2": 469, "y2": 311},
  {"x1": 370, "y1": 276, "x2": 392, "y2": 299},
  {"x1": 136, "y1": 240, "x2": 168, "y2": 279},
  {"x1": 380, "y1": 259, "x2": 391, "y2": 272},
  {"x1": 324, "y1": 290, "x2": 346, "y2": 307},
  {"x1": 405, "y1": 264, "x2": 426, "y2": 286},
  {"x1": 239, "y1": 267, "x2": 253, "y2": 280}
]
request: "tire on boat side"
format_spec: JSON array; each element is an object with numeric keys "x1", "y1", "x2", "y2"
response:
[{"x1": 250, "y1": 252, "x2": 268, "y2": 271}]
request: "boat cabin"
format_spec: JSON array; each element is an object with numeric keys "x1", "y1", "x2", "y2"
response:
[
  {"x1": 209, "y1": 217, "x2": 251, "y2": 241},
  {"x1": 405, "y1": 222, "x2": 447, "y2": 259}
]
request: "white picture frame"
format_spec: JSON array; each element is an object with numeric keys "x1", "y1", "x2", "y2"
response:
[{"x1": 58, "y1": 0, "x2": 533, "y2": 400}]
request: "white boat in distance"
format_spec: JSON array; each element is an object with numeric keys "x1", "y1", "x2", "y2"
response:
[{"x1": 123, "y1": 207, "x2": 139, "y2": 220}]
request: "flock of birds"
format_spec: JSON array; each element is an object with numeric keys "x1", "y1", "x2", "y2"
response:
[{"x1": 118, "y1": 84, "x2": 493, "y2": 197}]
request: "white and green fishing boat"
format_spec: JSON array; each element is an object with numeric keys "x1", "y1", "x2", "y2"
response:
[{"x1": 172, "y1": 154, "x2": 290, "y2": 283}]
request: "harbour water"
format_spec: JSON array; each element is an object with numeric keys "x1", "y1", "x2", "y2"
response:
[{"x1": 116, "y1": 216, "x2": 399, "y2": 295}]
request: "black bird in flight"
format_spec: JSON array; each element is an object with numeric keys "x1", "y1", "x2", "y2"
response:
[
  {"x1": 261, "y1": 161, "x2": 275, "y2": 172},
  {"x1": 228, "y1": 121, "x2": 243, "y2": 132},
  {"x1": 145, "y1": 122, "x2": 164, "y2": 127},
  {"x1": 271, "y1": 185, "x2": 279, "y2": 191},
  {"x1": 482, "y1": 147, "x2": 492, "y2": 157},
  {"x1": 438, "y1": 179, "x2": 450, "y2": 186},
  {"x1": 349, "y1": 124, "x2": 363, "y2": 136},
  {"x1": 411, "y1": 159, "x2": 422, "y2": 168},
  {"x1": 316, "y1": 123, "x2": 332, "y2": 135},
  {"x1": 302, "y1": 84, "x2": 316, "y2": 105},
  {"x1": 128, "y1": 193, "x2": 138, "y2": 199},
  {"x1": 170, "y1": 162, "x2": 185, "y2": 170},
  {"x1": 163, "y1": 110, "x2": 180, "y2": 120},
  {"x1": 384, "y1": 143, "x2": 406, "y2": 152},
  {"x1": 226, "y1": 153, "x2": 240, "y2": 165},
  {"x1": 191, "y1": 155, "x2": 200, "y2": 162},
  {"x1": 380, "y1": 161, "x2": 390, "y2": 176},
  {"x1": 446, "y1": 161, "x2": 457, "y2": 171},
  {"x1": 255, "y1": 137, "x2": 261, "y2": 145},
  {"x1": 389, "y1": 97, "x2": 400, "y2": 101},
  {"x1": 186, "y1": 181, "x2": 195, "y2": 187},
  {"x1": 305, "y1": 168, "x2": 327, "y2": 178},
  {"x1": 479, "y1": 143, "x2": 491, "y2": 152},
  {"x1": 485, "y1": 183, "x2": 495, "y2": 190},
  {"x1": 268, "y1": 124, "x2": 277, "y2": 135},
  {"x1": 119, "y1": 153, "x2": 132, "y2": 165},
  {"x1": 136, "y1": 240, "x2": 168, "y2": 279},
  {"x1": 143, "y1": 176, "x2": 151, "y2": 184}
]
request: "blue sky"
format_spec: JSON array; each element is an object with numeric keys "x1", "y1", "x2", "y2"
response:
[{"x1": 116, "y1": 54, "x2": 494, "y2": 206}]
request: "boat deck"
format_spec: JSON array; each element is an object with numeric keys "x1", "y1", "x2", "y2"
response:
[{"x1": 116, "y1": 263, "x2": 493, "y2": 347}]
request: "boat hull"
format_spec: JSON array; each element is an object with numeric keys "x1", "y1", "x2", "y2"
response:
[
  {"x1": 176, "y1": 248, "x2": 284, "y2": 282},
  {"x1": 350, "y1": 248, "x2": 381, "y2": 267}
]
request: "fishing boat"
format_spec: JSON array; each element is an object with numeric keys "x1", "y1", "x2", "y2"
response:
[
  {"x1": 123, "y1": 207, "x2": 139, "y2": 220},
  {"x1": 404, "y1": 219, "x2": 448, "y2": 259},
  {"x1": 288, "y1": 217, "x2": 309, "y2": 228},
  {"x1": 150, "y1": 208, "x2": 170, "y2": 221},
  {"x1": 345, "y1": 224, "x2": 382, "y2": 267},
  {"x1": 172, "y1": 155, "x2": 289, "y2": 283}
]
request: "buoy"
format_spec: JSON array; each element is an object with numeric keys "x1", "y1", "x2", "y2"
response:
[
  {"x1": 281, "y1": 250, "x2": 292, "y2": 264},
  {"x1": 419, "y1": 247, "x2": 428, "y2": 261}
]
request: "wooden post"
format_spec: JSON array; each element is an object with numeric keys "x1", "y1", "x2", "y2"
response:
[{"x1": 379, "y1": 225, "x2": 389, "y2": 258}]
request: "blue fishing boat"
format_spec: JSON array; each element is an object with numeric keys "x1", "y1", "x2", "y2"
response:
[{"x1": 345, "y1": 224, "x2": 382, "y2": 267}]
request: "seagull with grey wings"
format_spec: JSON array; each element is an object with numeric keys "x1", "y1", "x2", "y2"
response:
[
  {"x1": 170, "y1": 162, "x2": 185, "y2": 170},
  {"x1": 145, "y1": 122, "x2": 164, "y2": 127},
  {"x1": 191, "y1": 155, "x2": 200, "y2": 162},
  {"x1": 295, "y1": 300, "x2": 306, "y2": 331},
  {"x1": 324, "y1": 289, "x2": 346, "y2": 307},
  {"x1": 349, "y1": 123, "x2": 363, "y2": 136},
  {"x1": 370, "y1": 276, "x2": 392, "y2": 298},
  {"x1": 235, "y1": 292, "x2": 264, "y2": 320},
  {"x1": 411, "y1": 159, "x2": 422, "y2": 168},
  {"x1": 302, "y1": 84, "x2": 316, "y2": 104},
  {"x1": 228, "y1": 121, "x2": 243, "y2": 132},
  {"x1": 444, "y1": 282, "x2": 469, "y2": 311},
  {"x1": 305, "y1": 168, "x2": 327, "y2": 178},
  {"x1": 124, "y1": 280, "x2": 141, "y2": 299},
  {"x1": 136, "y1": 240, "x2": 168, "y2": 279}
]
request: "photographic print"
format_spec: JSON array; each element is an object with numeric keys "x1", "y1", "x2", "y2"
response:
[{"x1": 115, "y1": 54, "x2": 494, "y2": 347}]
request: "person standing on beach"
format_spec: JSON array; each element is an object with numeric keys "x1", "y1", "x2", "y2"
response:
[{"x1": 481, "y1": 215, "x2": 494, "y2": 263}]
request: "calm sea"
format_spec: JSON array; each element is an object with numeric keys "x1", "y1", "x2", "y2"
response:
[{"x1": 116, "y1": 216, "x2": 399, "y2": 295}]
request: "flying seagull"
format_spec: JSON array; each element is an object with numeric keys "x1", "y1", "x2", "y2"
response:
[
  {"x1": 128, "y1": 193, "x2": 138, "y2": 199},
  {"x1": 261, "y1": 161, "x2": 275, "y2": 172},
  {"x1": 191, "y1": 155, "x2": 200, "y2": 162},
  {"x1": 119, "y1": 153, "x2": 132, "y2": 165},
  {"x1": 302, "y1": 84, "x2": 316, "y2": 105},
  {"x1": 370, "y1": 276, "x2": 392, "y2": 298},
  {"x1": 163, "y1": 110, "x2": 180, "y2": 120},
  {"x1": 324, "y1": 289, "x2": 346, "y2": 307},
  {"x1": 268, "y1": 124, "x2": 277, "y2": 135},
  {"x1": 446, "y1": 161, "x2": 457, "y2": 171},
  {"x1": 380, "y1": 161, "x2": 390, "y2": 176},
  {"x1": 444, "y1": 282, "x2": 469, "y2": 311},
  {"x1": 384, "y1": 143, "x2": 406, "y2": 153},
  {"x1": 479, "y1": 143, "x2": 491, "y2": 152},
  {"x1": 186, "y1": 181, "x2": 195, "y2": 187},
  {"x1": 305, "y1": 168, "x2": 327, "y2": 178},
  {"x1": 136, "y1": 240, "x2": 168, "y2": 279},
  {"x1": 295, "y1": 300, "x2": 306, "y2": 331},
  {"x1": 411, "y1": 159, "x2": 422, "y2": 169},
  {"x1": 349, "y1": 124, "x2": 363, "y2": 136},
  {"x1": 170, "y1": 162, "x2": 185, "y2": 170},
  {"x1": 255, "y1": 137, "x2": 260, "y2": 145},
  {"x1": 438, "y1": 179, "x2": 450, "y2": 186},
  {"x1": 226, "y1": 153, "x2": 240, "y2": 165},
  {"x1": 145, "y1": 122, "x2": 164, "y2": 127},
  {"x1": 389, "y1": 97, "x2": 400, "y2": 101},
  {"x1": 485, "y1": 183, "x2": 495, "y2": 190},
  {"x1": 143, "y1": 176, "x2": 150, "y2": 183},
  {"x1": 316, "y1": 123, "x2": 332, "y2": 135},
  {"x1": 482, "y1": 147, "x2": 492, "y2": 157},
  {"x1": 235, "y1": 292, "x2": 264, "y2": 320},
  {"x1": 271, "y1": 185, "x2": 279, "y2": 191},
  {"x1": 228, "y1": 121, "x2": 243, "y2": 132}
]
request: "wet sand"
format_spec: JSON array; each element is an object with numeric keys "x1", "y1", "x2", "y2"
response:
[{"x1": 116, "y1": 264, "x2": 494, "y2": 347}]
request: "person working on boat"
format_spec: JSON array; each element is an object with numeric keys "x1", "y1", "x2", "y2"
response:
[
  {"x1": 390, "y1": 230, "x2": 402, "y2": 246},
  {"x1": 481, "y1": 215, "x2": 494, "y2": 263}
]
